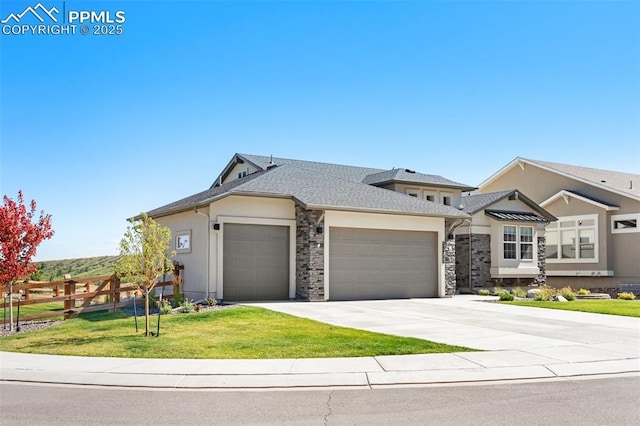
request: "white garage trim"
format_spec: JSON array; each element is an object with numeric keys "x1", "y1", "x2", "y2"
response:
[
  {"x1": 323, "y1": 210, "x2": 445, "y2": 300},
  {"x1": 215, "y1": 215, "x2": 296, "y2": 300}
]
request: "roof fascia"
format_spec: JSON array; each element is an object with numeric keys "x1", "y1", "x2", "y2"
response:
[
  {"x1": 302, "y1": 203, "x2": 470, "y2": 219},
  {"x1": 540, "y1": 190, "x2": 620, "y2": 211}
]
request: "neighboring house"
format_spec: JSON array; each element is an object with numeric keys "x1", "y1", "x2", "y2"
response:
[
  {"x1": 479, "y1": 158, "x2": 640, "y2": 289},
  {"x1": 146, "y1": 153, "x2": 475, "y2": 302},
  {"x1": 454, "y1": 190, "x2": 556, "y2": 290}
]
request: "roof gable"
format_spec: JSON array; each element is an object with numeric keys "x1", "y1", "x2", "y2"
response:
[
  {"x1": 480, "y1": 157, "x2": 640, "y2": 202},
  {"x1": 461, "y1": 189, "x2": 555, "y2": 221},
  {"x1": 540, "y1": 190, "x2": 620, "y2": 211}
]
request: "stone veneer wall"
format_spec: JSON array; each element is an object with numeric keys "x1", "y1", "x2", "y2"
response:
[
  {"x1": 534, "y1": 236, "x2": 546, "y2": 286},
  {"x1": 455, "y1": 234, "x2": 492, "y2": 288},
  {"x1": 295, "y1": 205, "x2": 325, "y2": 301},
  {"x1": 443, "y1": 239, "x2": 456, "y2": 296}
]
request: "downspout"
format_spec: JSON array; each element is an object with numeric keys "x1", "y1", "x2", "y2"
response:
[
  {"x1": 446, "y1": 217, "x2": 472, "y2": 293},
  {"x1": 194, "y1": 207, "x2": 211, "y2": 299}
]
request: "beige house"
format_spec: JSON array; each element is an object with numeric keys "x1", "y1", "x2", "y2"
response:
[
  {"x1": 479, "y1": 158, "x2": 640, "y2": 289},
  {"x1": 146, "y1": 153, "x2": 474, "y2": 302}
]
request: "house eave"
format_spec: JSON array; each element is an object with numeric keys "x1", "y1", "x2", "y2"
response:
[{"x1": 540, "y1": 190, "x2": 620, "y2": 211}]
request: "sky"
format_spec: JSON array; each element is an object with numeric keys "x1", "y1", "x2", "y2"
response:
[{"x1": 1, "y1": 0, "x2": 639, "y2": 261}]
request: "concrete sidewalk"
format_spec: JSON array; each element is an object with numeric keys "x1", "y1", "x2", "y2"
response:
[{"x1": 1, "y1": 296, "x2": 639, "y2": 390}]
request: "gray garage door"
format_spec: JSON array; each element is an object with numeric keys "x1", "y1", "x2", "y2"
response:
[
  {"x1": 329, "y1": 228, "x2": 438, "y2": 300},
  {"x1": 223, "y1": 223, "x2": 289, "y2": 301}
]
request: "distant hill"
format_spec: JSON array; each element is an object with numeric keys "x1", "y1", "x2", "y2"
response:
[{"x1": 30, "y1": 256, "x2": 120, "y2": 282}]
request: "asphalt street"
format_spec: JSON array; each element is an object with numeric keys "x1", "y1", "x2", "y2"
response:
[{"x1": 2, "y1": 375, "x2": 639, "y2": 425}]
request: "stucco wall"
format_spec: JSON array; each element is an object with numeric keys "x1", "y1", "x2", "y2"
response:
[
  {"x1": 155, "y1": 210, "x2": 209, "y2": 301},
  {"x1": 210, "y1": 195, "x2": 297, "y2": 300}
]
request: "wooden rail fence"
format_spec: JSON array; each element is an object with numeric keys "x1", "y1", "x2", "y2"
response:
[{"x1": 2, "y1": 264, "x2": 184, "y2": 323}]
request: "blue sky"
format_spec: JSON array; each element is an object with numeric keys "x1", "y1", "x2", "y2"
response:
[{"x1": 1, "y1": 1, "x2": 639, "y2": 261}]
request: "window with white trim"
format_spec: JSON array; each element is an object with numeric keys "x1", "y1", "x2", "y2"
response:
[
  {"x1": 546, "y1": 214, "x2": 597, "y2": 262},
  {"x1": 611, "y1": 213, "x2": 639, "y2": 234},
  {"x1": 423, "y1": 190, "x2": 437, "y2": 202},
  {"x1": 502, "y1": 225, "x2": 534, "y2": 260},
  {"x1": 405, "y1": 189, "x2": 420, "y2": 198},
  {"x1": 441, "y1": 192, "x2": 452, "y2": 206}
]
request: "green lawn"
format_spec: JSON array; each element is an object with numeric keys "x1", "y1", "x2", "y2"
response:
[
  {"x1": 0, "y1": 306, "x2": 475, "y2": 358},
  {"x1": 505, "y1": 299, "x2": 640, "y2": 318},
  {"x1": 1, "y1": 298, "x2": 64, "y2": 320}
]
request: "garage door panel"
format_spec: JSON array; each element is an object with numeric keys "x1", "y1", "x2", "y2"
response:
[
  {"x1": 223, "y1": 223, "x2": 289, "y2": 301},
  {"x1": 329, "y1": 228, "x2": 437, "y2": 300}
]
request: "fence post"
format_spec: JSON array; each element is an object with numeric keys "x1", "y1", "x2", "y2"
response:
[
  {"x1": 64, "y1": 276, "x2": 76, "y2": 320},
  {"x1": 55, "y1": 283, "x2": 60, "y2": 297},
  {"x1": 24, "y1": 280, "x2": 30, "y2": 301},
  {"x1": 172, "y1": 262, "x2": 184, "y2": 297},
  {"x1": 112, "y1": 277, "x2": 120, "y2": 313}
]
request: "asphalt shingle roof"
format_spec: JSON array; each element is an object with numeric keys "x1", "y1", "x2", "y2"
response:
[
  {"x1": 362, "y1": 168, "x2": 476, "y2": 190},
  {"x1": 460, "y1": 190, "x2": 515, "y2": 215},
  {"x1": 524, "y1": 158, "x2": 640, "y2": 199},
  {"x1": 149, "y1": 164, "x2": 469, "y2": 219}
]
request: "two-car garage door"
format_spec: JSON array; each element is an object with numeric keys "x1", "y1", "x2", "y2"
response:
[
  {"x1": 222, "y1": 224, "x2": 438, "y2": 301},
  {"x1": 329, "y1": 228, "x2": 438, "y2": 300}
]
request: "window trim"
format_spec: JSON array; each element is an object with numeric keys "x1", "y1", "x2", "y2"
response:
[
  {"x1": 546, "y1": 214, "x2": 598, "y2": 264},
  {"x1": 405, "y1": 188, "x2": 420, "y2": 198},
  {"x1": 501, "y1": 224, "x2": 534, "y2": 261},
  {"x1": 611, "y1": 213, "x2": 640, "y2": 234}
]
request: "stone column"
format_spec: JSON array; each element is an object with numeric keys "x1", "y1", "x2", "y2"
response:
[
  {"x1": 534, "y1": 236, "x2": 546, "y2": 286},
  {"x1": 295, "y1": 205, "x2": 325, "y2": 301},
  {"x1": 444, "y1": 239, "x2": 456, "y2": 296}
]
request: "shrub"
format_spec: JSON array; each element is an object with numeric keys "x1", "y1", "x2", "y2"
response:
[
  {"x1": 534, "y1": 286, "x2": 556, "y2": 301},
  {"x1": 559, "y1": 286, "x2": 576, "y2": 301},
  {"x1": 159, "y1": 298, "x2": 172, "y2": 315},
  {"x1": 511, "y1": 287, "x2": 527, "y2": 298},
  {"x1": 499, "y1": 291, "x2": 514, "y2": 301},
  {"x1": 492, "y1": 286, "x2": 505, "y2": 296},
  {"x1": 577, "y1": 288, "x2": 591, "y2": 295},
  {"x1": 206, "y1": 297, "x2": 217, "y2": 307},
  {"x1": 180, "y1": 298, "x2": 195, "y2": 313},
  {"x1": 477, "y1": 289, "x2": 491, "y2": 296},
  {"x1": 617, "y1": 292, "x2": 636, "y2": 300},
  {"x1": 171, "y1": 293, "x2": 184, "y2": 308}
]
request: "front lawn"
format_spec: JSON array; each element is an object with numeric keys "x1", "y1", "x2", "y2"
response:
[
  {"x1": 0, "y1": 306, "x2": 475, "y2": 358},
  {"x1": 1, "y1": 298, "x2": 64, "y2": 320},
  {"x1": 505, "y1": 300, "x2": 640, "y2": 318}
]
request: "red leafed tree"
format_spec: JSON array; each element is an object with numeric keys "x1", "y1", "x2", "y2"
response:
[{"x1": 0, "y1": 191, "x2": 54, "y2": 331}]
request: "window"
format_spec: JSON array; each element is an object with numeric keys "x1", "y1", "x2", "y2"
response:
[
  {"x1": 503, "y1": 225, "x2": 517, "y2": 259},
  {"x1": 238, "y1": 170, "x2": 247, "y2": 178},
  {"x1": 611, "y1": 213, "x2": 639, "y2": 234},
  {"x1": 502, "y1": 225, "x2": 533, "y2": 260},
  {"x1": 520, "y1": 226, "x2": 534, "y2": 260},
  {"x1": 546, "y1": 215, "x2": 597, "y2": 262},
  {"x1": 423, "y1": 190, "x2": 436, "y2": 202},
  {"x1": 441, "y1": 192, "x2": 453, "y2": 206}
]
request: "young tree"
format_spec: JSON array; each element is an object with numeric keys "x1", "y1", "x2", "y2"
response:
[
  {"x1": 0, "y1": 191, "x2": 54, "y2": 331},
  {"x1": 114, "y1": 213, "x2": 174, "y2": 336}
]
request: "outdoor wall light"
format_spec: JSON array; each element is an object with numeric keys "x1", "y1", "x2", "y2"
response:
[
  {"x1": 212, "y1": 222, "x2": 220, "y2": 231},
  {"x1": 316, "y1": 225, "x2": 323, "y2": 234}
]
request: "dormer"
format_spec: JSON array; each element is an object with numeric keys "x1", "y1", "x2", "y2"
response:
[{"x1": 362, "y1": 168, "x2": 476, "y2": 207}]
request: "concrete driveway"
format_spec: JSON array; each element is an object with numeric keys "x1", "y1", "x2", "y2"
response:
[{"x1": 251, "y1": 295, "x2": 640, "y2": 363}]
